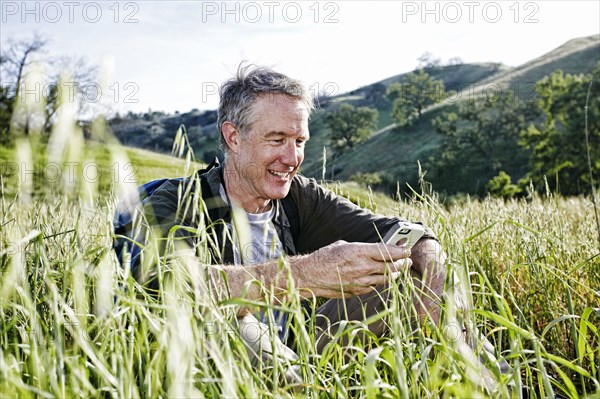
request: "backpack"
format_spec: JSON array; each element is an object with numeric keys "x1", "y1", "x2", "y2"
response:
[{"x1": 112, "y1": 177, "x2": 184, "y2": 265}]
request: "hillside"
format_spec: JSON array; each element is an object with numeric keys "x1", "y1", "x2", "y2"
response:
[
  {"x1": 302, "y1": 34, "x2": 600, "y2": 194},
  {"x1": 0, "y1": 141, "x2": 202, "y2": 197},
  {"x1": 440, "y1": 35, "x2": 600, "y2": 106},
  {"x1": 108, "y1": 34, "x2": 600, "y2": 196},
  {"x1": 110, "y1": 109, "x2": 219, "y2": 162}
]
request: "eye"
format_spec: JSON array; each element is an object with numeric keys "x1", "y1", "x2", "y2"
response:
[
  {"x1": 296, "y1": 138, "x2": 308, "y2": 147},
  {"x1": 271, "y1": 139, "x2": 284, "y2": 145}
]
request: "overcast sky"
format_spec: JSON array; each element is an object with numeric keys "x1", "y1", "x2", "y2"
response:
[{"x1": 1, "y1": 0, "x2": 599, "y2": 114}]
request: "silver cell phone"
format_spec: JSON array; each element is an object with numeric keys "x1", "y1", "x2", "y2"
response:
[{"x1": 382, "y1": 221, "x2": 425, "y2": 249}]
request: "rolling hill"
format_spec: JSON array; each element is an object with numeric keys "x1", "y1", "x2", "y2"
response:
[
  {"x1": 0, "y1": 141, "x2": 203, "y2": 197},
  {"x1": 301, "y1": 34, "x2": 600, "y2": 194},
  {"x1": 108, "y1": 34, "x2": 600, "y2": 196}
]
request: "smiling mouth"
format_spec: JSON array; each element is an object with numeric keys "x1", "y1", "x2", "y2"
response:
[{"x1": 269, "y1": 170, "x2": 292, "y2": 179}]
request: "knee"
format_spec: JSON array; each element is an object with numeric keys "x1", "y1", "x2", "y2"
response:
[{"x1": 410, "y1": 238, "x2": 446, "y2": 278}]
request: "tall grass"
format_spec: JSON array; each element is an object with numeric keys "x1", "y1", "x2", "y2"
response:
[
  {"x1": 1, "y1": 155, "x2": 598, "y2": 397},
  {"x1": 1, "y1": 117, "x2": 599, "y2": 397}
]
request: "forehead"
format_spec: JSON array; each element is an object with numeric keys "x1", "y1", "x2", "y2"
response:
[{"x1": 250, "y1": 93, "x2": 309, "y2": 127}]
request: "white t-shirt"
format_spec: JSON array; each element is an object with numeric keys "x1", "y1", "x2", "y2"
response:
[
  {"x1": 219, "y1": 185, "x2": 284, "y2": 266},
  {"x1": 219, "y1": 185, "x2": 287, "y2": 336}
]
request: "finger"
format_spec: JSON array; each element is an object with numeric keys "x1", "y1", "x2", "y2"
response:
[
  {"x1": 354, "y1": 274, "x2": 388, "y2": 287},
  {"x1": 302, "y1": 286, "x2": 345, "y2": 299},
  {"x1": 322, "y1": 289, "x2": 365, "y2": 299},
  {"x1": 384, "y1": 243, "x2": 412, "y2": 258},
  {"x1": 391, "y1": 257, "x2": 412, "y2": 272},
  {"x1": 344, "y1": 288, "x2": 370, "y2": 298},
  {"x1": 368, "y1": 242, "x2": 411, "y2": 262},
  {"x1": 371, "y1": 244, "x2": 411, "y2": 262},
  {"x1": 390, "y1": 271, "x2": 402, "y2": 280},
  {"x1": 362, "y1": 257, "x2": 412, "y2": 277}
]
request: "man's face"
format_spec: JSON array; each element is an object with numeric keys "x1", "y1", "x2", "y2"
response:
[{"x1": 229, "y1": 93, "x2": 310, "y2": 206}]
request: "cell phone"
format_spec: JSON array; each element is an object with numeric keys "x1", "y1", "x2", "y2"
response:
[{"x1": 382, "y1": 221, "x2": 425, "y2": 249}]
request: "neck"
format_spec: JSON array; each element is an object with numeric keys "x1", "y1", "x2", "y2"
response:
[{"x1": 223, "y1": 161, "x2": 272, "y2": 214}]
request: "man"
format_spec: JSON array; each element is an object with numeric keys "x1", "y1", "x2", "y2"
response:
[{"x1": 128, "y1": 64, "x2": 459, "y2": 384}]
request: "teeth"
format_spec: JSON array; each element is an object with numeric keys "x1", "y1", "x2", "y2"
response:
[{"x1": 270, "y1": 171, "x2": 289, "y2": 178}]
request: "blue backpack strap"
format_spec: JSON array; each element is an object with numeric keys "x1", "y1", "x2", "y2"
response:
[
  {"x1": 113, "y1": 158, "x2": 221, "y2": 266},
  {"x1": 113, "y1": 178, "x2": 179, "y2": 264}
]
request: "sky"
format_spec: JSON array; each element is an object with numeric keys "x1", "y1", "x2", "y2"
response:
[{"x1": 1, "y1": 0, "x2": 599, "y2": 114}]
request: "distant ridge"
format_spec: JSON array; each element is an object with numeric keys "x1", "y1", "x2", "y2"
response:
[
  {"x1": 109, "y1": 34, "x2": 600, "y2": 195},
  {"x1": 300, "y1": 34, "x2": 600, "y2": 189},
  {"x1": 462, "y1": 34, "x2": 600, "y2": 100}
]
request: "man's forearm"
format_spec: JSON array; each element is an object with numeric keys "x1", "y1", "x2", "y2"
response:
[
  {"x1": 205, "y1": 255, "x2": 312, "y2": 317},
  {"x1": 209, "y1": 241, "x2": 413, "y2": 311},
  {"x1": 216, "y1": 256, "x2": 301, "y2": 302}
]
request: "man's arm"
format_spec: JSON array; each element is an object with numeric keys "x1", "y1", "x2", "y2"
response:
[
  {"x1": 137, "y1": 175, "x2": 417, "y2": 317},
  {"x1": 288, "y1": 176, "x2": 446, "y2": 325},
  {"x1": 210, "y1": 241, "x2": 412, "y2": 307},
  {"x1": 288, "y1": 176, "x2": 437, "y2": 253}
]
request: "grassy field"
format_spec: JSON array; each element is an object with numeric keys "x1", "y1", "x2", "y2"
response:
[
  {"x1": 0, "y1": 136, "x2": 599, "y2": 398},
  {"x1": 0, "y1": 136, "x2": 202, "y2": 198}
]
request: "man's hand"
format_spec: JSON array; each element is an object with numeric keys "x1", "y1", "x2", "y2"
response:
[{"x1": 293, "y1": 240, "x2": 412, "y2": 298}]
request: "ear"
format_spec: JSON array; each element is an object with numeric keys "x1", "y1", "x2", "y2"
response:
[{"x1": 221, "y1": 122, "x2": 241, "y2": 154}]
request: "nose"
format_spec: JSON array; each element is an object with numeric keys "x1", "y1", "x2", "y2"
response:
[{"x1": 280, "y1": 141, "x2": 301, "y2": 167}]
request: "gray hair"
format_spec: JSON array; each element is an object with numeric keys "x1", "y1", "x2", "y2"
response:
[{"x1": 217, "y1": 63, "x2": 314, "y2": 154}]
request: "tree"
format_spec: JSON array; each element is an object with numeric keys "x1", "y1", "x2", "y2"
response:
[
  {"x1": 364, "y1": 83, "x2": 389, "y2": 108},
  {"x1": 1, "y1": 35, "x2": 47, "y2": 94},
  {"x1": 486, "y1": 171, "x2": 522, "y2": 198},
  {"x1": 350, "y1": 172, "x2": 382, "y2": 188},
  {"x1": 325, "y1": 103, "x2": 378, "y2": 153},
  {"x1": 386, "y1": 69, "x2": 445, "y2": 127},
  {"x1": 0, "y1": 35, "x2": 47, "y2": 138},
  {"x1": 416, "y1": 52, "x2": 442, "y2": 71},
  {"x1": 447, "y1": 57, "x2": 464, "y2": 66},
  {"x1": 519, "y1": 64, "x2": 600, "y2": 195},
  {"x1": 0, "y1": 58, "x2": 12, "y2": 143},
  {"x1": 324, "y1": 103, "x2": 378, "y2": 179},
  {"x1": 43, "y1": 55, "x2": 97, "y2": 132},
  {"x1": 431, "y1": 92, "x2": 536, "y2": 194},
  {"x1": 0, "y1": 35, "x2": 98, "y2": 141}
]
